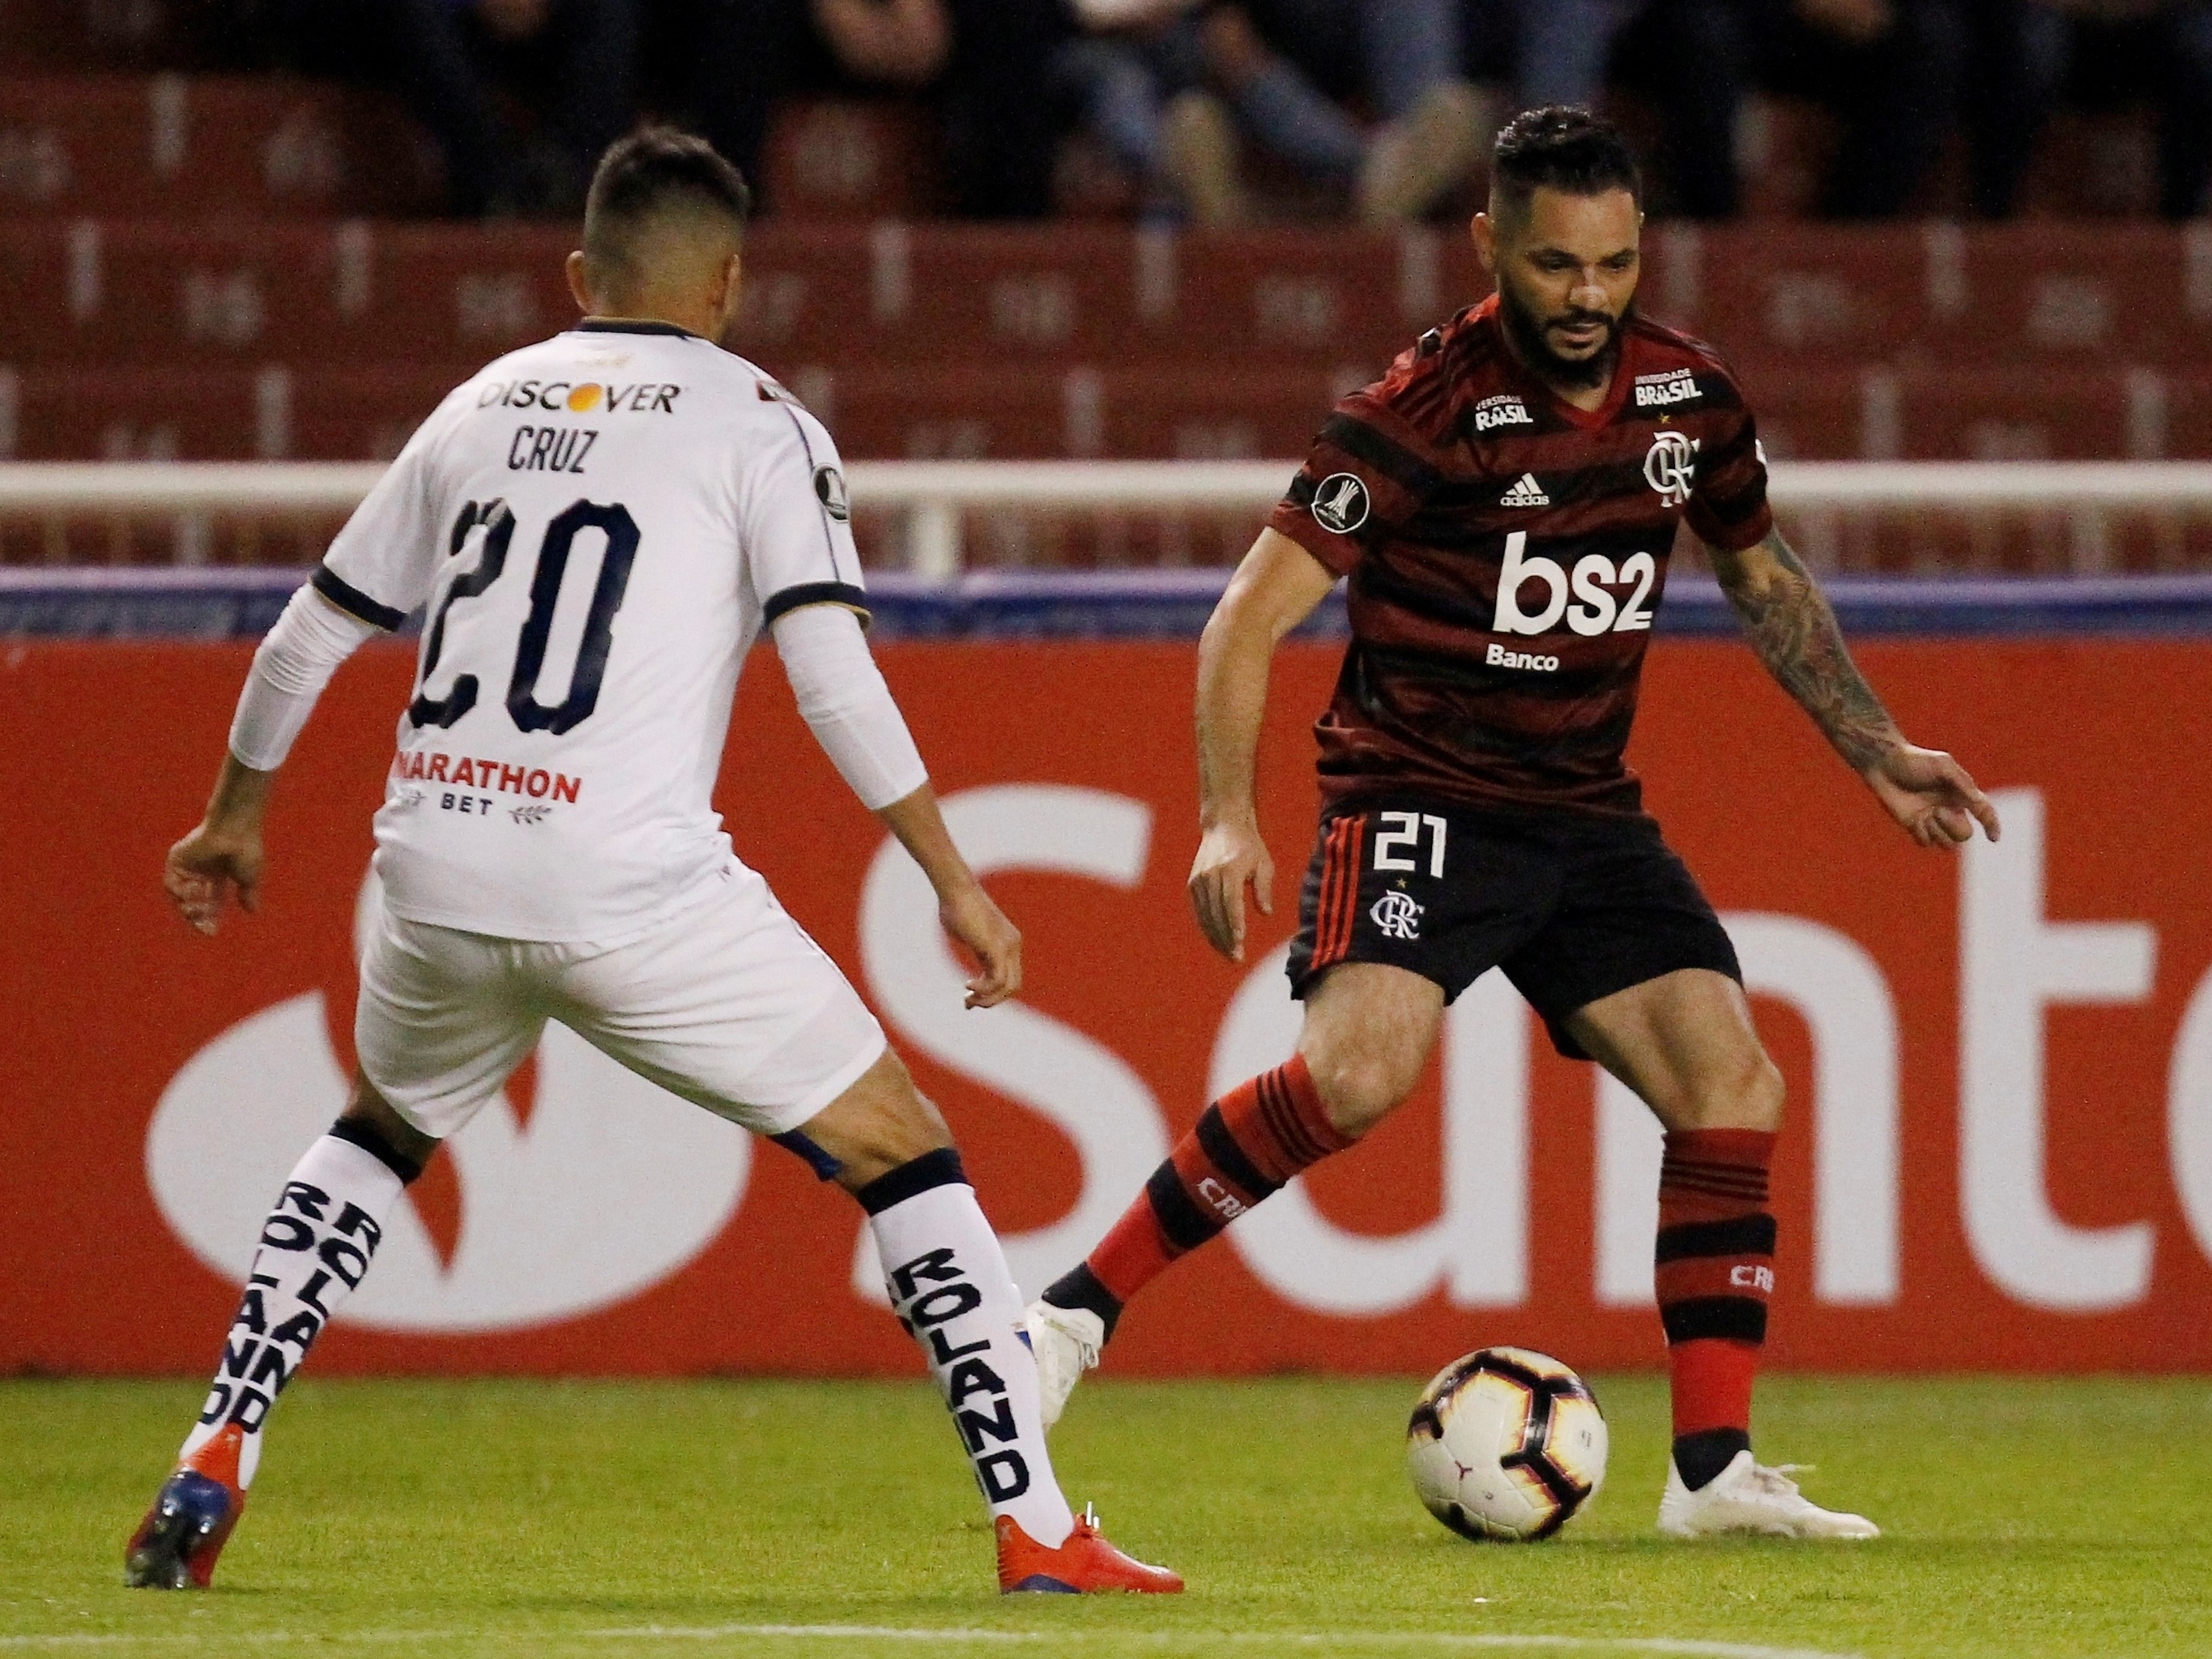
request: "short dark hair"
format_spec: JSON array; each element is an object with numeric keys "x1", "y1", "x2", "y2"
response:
[
  {"x1": 582, "y1": 128, "x2": 752, "y2": 284},
  {"x1": 1491, "y1": 106, "x2": 1641, "y2": 220}
]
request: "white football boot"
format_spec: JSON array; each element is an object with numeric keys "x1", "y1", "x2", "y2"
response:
[
  {"x1": 1024, "y1": 1301, "x2": 1105, "y2": 1431},
  {"x1": 1657, "y1": 1451, "x2": 1880, "y2": 1540}
]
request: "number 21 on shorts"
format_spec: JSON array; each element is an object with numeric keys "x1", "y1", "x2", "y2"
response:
[{"x1": 1374, "y1": 811, "x2": 1447, "y2": 878}]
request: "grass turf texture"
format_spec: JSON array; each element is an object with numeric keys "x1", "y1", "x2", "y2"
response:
[{"x1": 6, "y1": 1376, "x2": 2209, "y2": 1659}]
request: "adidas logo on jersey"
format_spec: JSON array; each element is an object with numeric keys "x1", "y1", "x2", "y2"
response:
[{"x1": 1500, "y1": 474, "x2": 1550, "y2": 507}]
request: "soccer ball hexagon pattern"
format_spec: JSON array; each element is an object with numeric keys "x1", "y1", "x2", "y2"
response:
[{"x1": 1405, "y1": 1346, "x2": 1608, "y2": 1542}]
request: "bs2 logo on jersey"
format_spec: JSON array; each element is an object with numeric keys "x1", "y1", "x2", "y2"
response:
[{"x1": 1492, "y1": 531, "x2": 1658, "y2": 639}]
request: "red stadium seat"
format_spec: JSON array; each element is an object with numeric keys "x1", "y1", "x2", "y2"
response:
[
  {"x1": 3, "y1": 365, "x2": 454, "y2": 460},
  {"x1": 757, "y1": 98, "x2": 939, "y2": 222},
  {"x1": 1920, "y1": 224, "x2": 2212, "y2": 367},
  {"x1": 778, "y1": 364, "x2": 1340, "y2": 460},
  {"x1": 735, "y1": 224, "x2": 1481, "y2": 370},
  {"x1": 1133, "y1": 227, "x2": 1484, "y2": 367},
  {"x1": 1729, "y1": 363, "x2": 1866, "y2": 460},
  {"x1": 1665, "y1": 225, "x2": 1929, "y2": 365},
  {"x1": 0, "y1": 221, "x2": 584, "y2": 365},
  {"x1": 1721, "y1": 364, "x2": 2204, "y2": 461},
  {"x1": 0, "y1": 77, "x2": 440, "y2": 219},
  {"x1": 1646, "y1": 224, "x2": 2212, "y2": 370}
]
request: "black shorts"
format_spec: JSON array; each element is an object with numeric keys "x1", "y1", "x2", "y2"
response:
[{"x1": 1285, "y1": 797, "x2": 1741, "y2": 1060}]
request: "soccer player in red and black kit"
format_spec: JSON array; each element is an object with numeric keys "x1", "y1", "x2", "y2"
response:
[{"x1": 1025, "y1": 107, "x2": 2001, "y2": 1538}]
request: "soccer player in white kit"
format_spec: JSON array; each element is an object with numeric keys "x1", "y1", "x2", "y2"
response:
[{"x1": 127, "y1": 130, "x2": 1181, "y2": 1599}]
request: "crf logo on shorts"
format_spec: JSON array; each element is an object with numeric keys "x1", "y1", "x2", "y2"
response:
[{"x1": 1370, "y1": 890, "x2": 1424, "y2": 940}]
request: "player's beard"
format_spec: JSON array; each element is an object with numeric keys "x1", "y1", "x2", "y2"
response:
[{"x1": 1497, "y1": 278, "x2": 1629, "y2": 394}]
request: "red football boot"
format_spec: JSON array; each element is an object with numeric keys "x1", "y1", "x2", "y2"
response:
[
  {"x1": 124, "y1": 1424, "x2": 248, "y2": 1589},
  {"x1": 996, "y1": 1506, "x2": 1184, "y2": 1594}
]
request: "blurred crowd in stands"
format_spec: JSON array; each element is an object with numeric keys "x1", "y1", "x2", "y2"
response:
[{"x1": 223, "y1": 0, "x2": 2212, "y2": 222}]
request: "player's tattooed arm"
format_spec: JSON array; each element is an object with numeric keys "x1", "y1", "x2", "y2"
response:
[
  {"x1": 1708, "y1": 528, "x2": 1899, "y2": 772},
  {"x1": 1707, "y1": 528, "x2": 2001, "y2": 847}
]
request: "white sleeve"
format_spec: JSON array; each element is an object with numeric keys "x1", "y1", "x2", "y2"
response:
[
  {"x1": 738, "y1": 395, "x2": 868, "y2": 628},
  {"x1": 227, "y1": 586, "x2": 381, "y2": 770},
  {"x1": 313, "y1": 387, "x2": 468, "y2": 629},
  {"x1": 770, "y1": 603, "x2": 927, "y2": 812}
]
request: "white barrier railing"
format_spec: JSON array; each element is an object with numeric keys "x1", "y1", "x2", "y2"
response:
[{"x1": 4, "y1": 460, "x2": 2212, "y2": 578}]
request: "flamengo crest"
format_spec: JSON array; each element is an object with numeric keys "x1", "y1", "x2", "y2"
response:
[
  {"x1": 1643, "y1": 430, "x2": 1699, "y2": 508},
  {"x1": 1370, "y1": 890, "x2": 1424, "y2": 940},
  {"x1": 1311, "y1": 472, "x2": 1371, "y2": 535}
]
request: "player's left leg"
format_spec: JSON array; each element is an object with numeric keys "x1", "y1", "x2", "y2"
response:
[
  {"x1": 552, "y1": 866, "x2": 1178, "y2": 1593},
  {"x1": 793, "y1": 1053, "x2": 1179, "y2": 1593},
  {"x1": 1563, "y1": 969, "x2": 1877, "y2": 1541}
]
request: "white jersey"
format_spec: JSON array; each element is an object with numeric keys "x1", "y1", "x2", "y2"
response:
[{"x1": 318, "y1": 322, "x2": 867, "y2": 942}]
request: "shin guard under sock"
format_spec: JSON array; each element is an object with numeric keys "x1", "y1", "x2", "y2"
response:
[
  {"x1": 1043, "y1": 1056, "x2": 1351, "y2": 1332},
  {"x1": 1656, "y1": 1128, "x2": 1776, "y2": 1491},
  {"x1": 863, "y1": 1149, "x2": 1076, "y2": 1550},
  {"x1": 177, "y1": 1119, "x2": 423, "y2": 1487}
]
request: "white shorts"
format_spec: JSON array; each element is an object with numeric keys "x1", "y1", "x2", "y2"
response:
[{"x1": 356, "y1": 863, "x2": 887, "y2": 1141}]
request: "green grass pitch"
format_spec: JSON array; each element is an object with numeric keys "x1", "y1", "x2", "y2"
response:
[{"x1": 7, "y1": 1375, "x2": 2210, "y2": 1658}]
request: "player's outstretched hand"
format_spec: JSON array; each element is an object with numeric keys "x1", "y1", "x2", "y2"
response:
[
  {"x1": 1189, "y1": 817, "x2": 1273, "y2": 962},
  {"x1": 164, "y1": 820, "x2": 264, "y2": 936},
  {"x1": 940, "y1": 880, "x2": 1021, "y2": 1009},
  {"x1": 1862, "y1": 744, "x2": 2001, "y2": 850}
]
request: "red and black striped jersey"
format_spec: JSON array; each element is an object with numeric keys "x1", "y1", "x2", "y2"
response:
[{"x1": 1268, "y1": 293, "x2": 1772, "y2": 820}]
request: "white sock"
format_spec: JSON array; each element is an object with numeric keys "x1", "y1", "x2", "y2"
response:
[
  {"x1": 178, "y1": 1132, "x2": 410, "y2": 1487},
  {"x1": 866, "y1": 1154, "x2": 1076, "y2": 1549}
]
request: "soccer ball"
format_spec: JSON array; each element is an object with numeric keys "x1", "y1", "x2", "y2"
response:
[{"x1": 1405, "y1": 1346, "x2": 1608, "y2": 1541}]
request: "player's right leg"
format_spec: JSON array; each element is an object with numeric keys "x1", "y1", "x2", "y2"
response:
[
  {"x1": 1027, "y1": 959, "x2": 1443, "y2": 1427},
  {"x1": 126, "y1": 909, "x2": 526, "y2": 1589},
  {"x1": 1028, "y1": 799, "x2": 1530, "y2": 1427},
  {"x1": 123, "y1": 1075, "x2": 441, "y2": 1588}
]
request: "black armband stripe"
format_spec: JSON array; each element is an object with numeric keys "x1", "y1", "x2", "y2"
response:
[
  {"x1": 327, "y1": 1115, "x2": 428, "y2": 1184},
  {"x1": 311, "y1": 564, "x2": 406, "y2": 632},
  {"x1": 1145, "y1": 1164, "x2": 1221, "y2": 1252},
  {"x1": 1660, "y1": 1296, "x2": 1769, "y2": 1345},
  {"x1": 763, "y1": 582, "x2": 872, "y2": 629},
  {"x1": 1656, "y1": 1214, "x2": 1777, "y2": 1265},
  {"x1": 1319, "y1": 414, "x2": 1444, "y2": 497},
  {"x1": 1195, "y1": 1106, "x2": 1279, "y2": 1202},
  {"x1": 855, "y1": 1146, "x2": 968, "y2": 1214}
]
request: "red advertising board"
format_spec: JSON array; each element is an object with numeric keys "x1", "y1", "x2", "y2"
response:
[{"x1": 5, "y1": 638, "x2": 2211, "y2": 1375}]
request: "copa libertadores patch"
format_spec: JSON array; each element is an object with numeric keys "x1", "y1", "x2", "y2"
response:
[
  {"x1": 1311, "y1": 472, "x2": 1370, "y2": 535},
  {"x1": 813, "y1": 465, "x2": 850, "y2": 522}
]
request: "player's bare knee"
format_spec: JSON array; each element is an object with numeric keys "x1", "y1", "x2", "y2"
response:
[
  {"x1": 805, "y1": 1048, "x2": 955, "y2": 1194},
  {"x1": 1303, "y1": 1048, "x2": 1416, "y2": 1140},
  {"x1": 1673, "y1": 1049, "x2": 1784, "y2": 1133},
  {"x1": 1741, "y1": 1052, "x2": 1786, "y2": 1131}
]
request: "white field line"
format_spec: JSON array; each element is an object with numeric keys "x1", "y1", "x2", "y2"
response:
[{"x1": 0, "y1": 1626, "x2": 1865, "y2": 1659}]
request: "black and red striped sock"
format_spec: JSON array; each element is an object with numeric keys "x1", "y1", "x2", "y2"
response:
[
  {"x1": 1656, "y1": 1127, "x2": 1777, "y2": 1491},
  {"x1": 1041, "y1": 1056, "x2": 1350, "y2": 1333}
]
